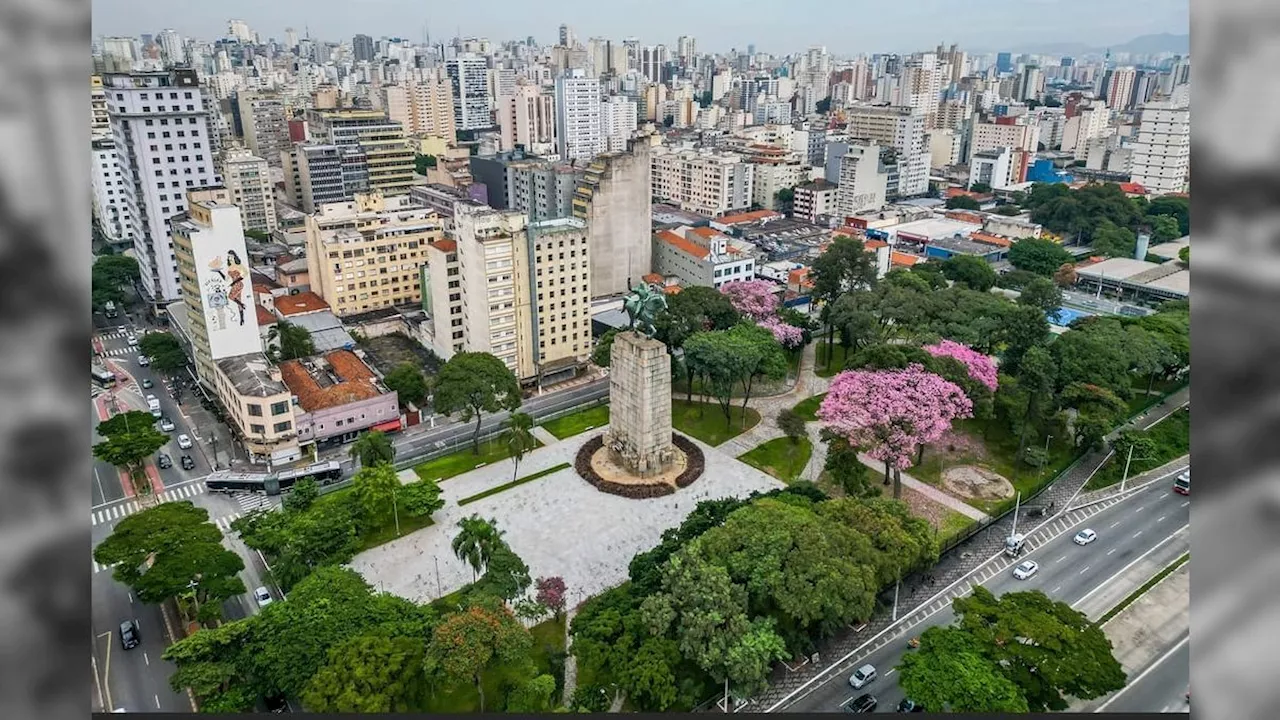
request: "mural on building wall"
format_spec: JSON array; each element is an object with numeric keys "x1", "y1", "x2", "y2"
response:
[
  {"x1": 193, "y1": 211, "x2": 261, "y2": 360},
  {"x1": 204, "y1": 250, "x2": 250, "y2": 330}
]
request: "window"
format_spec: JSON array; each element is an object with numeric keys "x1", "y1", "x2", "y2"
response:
[
  {"x1": 250, "y1": 424, "x2": 266, "y2": 434},
  {"x1": 270, "y1": 400, "x2": 289, "y2": 416},
  {"x1": 273, "y1": 421, "x2": 292, "y2": 433},
  {"x1": 247, "y1": 403, "x2": 263, "y2": 417}
]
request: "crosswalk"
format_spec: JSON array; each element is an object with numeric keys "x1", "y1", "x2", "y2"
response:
[
  {"x1": 235, "y1": 493, "x2": 277, "y2": 514},
  {"x1": 98, "y1": 346, "x2": 136, "y2": 358},
  {"x1": 91, "y1": 484, "x2": 208, "y2": 526}
]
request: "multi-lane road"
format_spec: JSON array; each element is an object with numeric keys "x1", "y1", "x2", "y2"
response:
[{"x1": 780, "y1": 467, "x2": 1191, "y2": 713}]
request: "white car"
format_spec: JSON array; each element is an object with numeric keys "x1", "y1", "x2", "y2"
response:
[
  {"x1": 126, "y1": 334, "x2": 138, "y2": 346},
  {"x1": 136, "y1": 354, "x2": 150, "y2": 366},
  {"x1": 253, "y1": 586, "x2": 273, "y2": 608},
  {"x1": 1073, "y1": 529, "x2": 1098, "y2": 546},
  {"x1": 158, "y1": 416, "x2": 176, "y2": 432},
  {"x1": 1012, "y1": 560, "x2": 1039, "y2": 580},
  {"x1": 848, "y1": 664, "x2": 877, "y2": 689},
  {"x1": 176, "y1": 434, "x2": 193, "y2": 449}
]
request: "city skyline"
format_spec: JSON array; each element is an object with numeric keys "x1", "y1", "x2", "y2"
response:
[{"x1": 92, "y1": 0, "x2": 1188, "y2": 56}]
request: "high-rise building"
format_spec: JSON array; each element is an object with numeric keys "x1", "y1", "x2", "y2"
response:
[
  {"x1": 1060, "y1": 102, "x2": 1111, "y2": 160},
  {"x1": 304, "y1": 192, "x2": 445, "y2": 317},
  {"x1": 649, "y1": 146, "x2": 754, "y2": 218},
  {"x1": 282, "y1": 143, "x2": 345, "y2": 212},
  {"x1": 969, "y1": 118, "x2": 1041, "y2": 159},
  {"x1": 382, "y1": 76, "x2": 457, "y2": 141},
  {"x1": 236, "y1": 91, "x2": 289, "y2": 167},
  {"x1": 995, "y1": 52, "x2": 1013, "y2": 74},
  {"x1": 446, "y1": 56, "x2": 493, "y2": 130},
  {"x1": 843, "y1": 105, "x2": 929, "y2": 196},
  {"x1": 676, "y1": 35, "x2": 697, "y2": 64},
  {"x1": 835, "y1": 141, "x2": 889, "y2": 215},
  {"x1": 92, "y1": 132, "x2": 133, "y2": 244},
  {"x1": 1128, "y1": 98, "x2": 1190, "y2": 195},
  {"x1": 284, "y1": 28, "x2": 298, "y2": 51},
  {"x1": 101, "y1": 36, "x2": 137, "y2": 73},
  {"x1": 450, "y1": 205, "x2": 526, "y2": 376},
  {"x1": 90, "y1": 74, "x2": 111, "y2": 140},
  {"x1": 1016, "y1": 65, "x2": 1043, "y2": 102},
  {"x1": 573, "y1": 142, "x2": 652, "y2": 297},
  {"x1": 227, "y1": 19, "x2": 254, "y2": 43},
  {"x1": 640, "y1": 45, "x2": 669, "y2": 83},
  {"x1": 1106, "y1": 67, "x2": 1138, "y2": 112},
  {"x1": 305, "y1": 109, "x2": 417, "y2": 197},
  {"x1": 157, "y1": 29, "x2": 185, "y2": 64},
  {"x1": 558, "y1": 24, "x2": 576, "y2": 48},
  {"x1": 220, "y1": 147, "x2": 277, "y2": 233},
  {"x1": 352, "y1": 34, "x2": 375, "y2": 63},
  {"x1": 555, "y1": 69, "x2": 604, "y2": 161},
  {"x1": 600, "y1": 95, "x2": 638, "y2": 152},
  {"x1": 104, "y1": 68, "x2": 220, "y2": 311},
  {"x1": 497, "y1": 83, "x2": 556, "y2": 153}
]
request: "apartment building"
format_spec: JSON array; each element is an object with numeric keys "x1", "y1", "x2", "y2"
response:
[
  {"x1": 650, "y1": 146, "x2": 755, "y2": 217},
  {"x1": 1061, "y1": 103, "x2": 1112, "y2": 160},
  {"x1": 92, "y1": 135, "x2": 133, "y2": 244},
  {"x1": 236, "y1": 91, "x2": 290, "y2": 167},
  {"x1": 526, "y1": 217, "x2": 593, "y2": 383},
  {"x1": 220, "y1": 146, "x2": 277, "y2": 232},
  {"x1": 284, "y1": 109, "x2": 416, "y2": 207},
  {"x1": 446, "y1": 56, "x2": 493, "y2": 130},
  {"x1": 469, "y1": 151, "x2": 581, "y2": 217},
  {"x1": 573, "y1": 141, "x2": 653, "y2": 297},
  {"x1": 793, "y1": 179, "x2": 837, "y2": 223},
  {"x1": 653, "y1": 226, "x2": 756, "y2": 289},
  {"x1": 1128, "y1": 99, "x2": 1190, "y2": 195},
  {"x1": 303, "y1": 191, "x2": 445, "y2": 316},
  {"x1": 843, "y1": 105, "x2": 929, "y2": 196},
  {"x1": 279, "y1": 350, "x2": 401, "y2": 450},
  {"x1": 103, "y1": 68, "x2": 221, "y2": 310},
  {"x1": 600, "y1": 95, "x2": 639, "y2": 153},
  {"x1": 928, "y1": 129, "x2": 963, "y2": 169},
  {"x1": 282, "y1": 143, "x2": 346, "y2": 212},
  {"x1": 451, "y1": 204, "x2": 527, "y2": 377},
  {"x1": 835, "y1": 141, "x2": 890, "y2": 216},
  {"x1": 968, "y1": 118, "x2": 1041, "y2": 160},
  {"x1": 555, "y1": 69, "x2": 604, "y2": 161},
  {"x1": 969, "y1": 147, "x2": 1020, "y2": 190},
  {"x1": 382, "y1": 75, "x2": 457, "y2": 142},
  {"x1": 421, "y1": 238, "x2": 465, "y2": 357},
  {"x1": 497, "y1": 83, "x2": 556, "y2": 153}
]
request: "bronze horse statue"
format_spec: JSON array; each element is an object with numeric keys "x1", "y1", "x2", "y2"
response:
[{"x1": 622, "y1": 282, "x2": 667, "y2": 337}]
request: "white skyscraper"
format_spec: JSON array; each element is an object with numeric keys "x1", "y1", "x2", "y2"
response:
[
  {"x1": 600, "y1": 95, "x2": 638, "y2": 152},
  {"x1": 157, "y1": 29, "x2": 185, "y2": 65},
  {"x1": 446, "y1": 56, "x2": 493, "y2": 130},
  {"x1": 104, "y1": 68, "x2": 220, "y2": 312},
  {"x1": 555, "y1": 69, "x2": 604, "y2": 160},
  {"x1": 1128, "y1": 97, "x2": 1190, "y2": 195}
]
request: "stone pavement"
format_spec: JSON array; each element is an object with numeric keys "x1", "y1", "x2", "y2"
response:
[
  {"x1": 530, "y1": 425, "x2": 560, "y2": 446},
  {"x1": 751, "y1": 386, "x2": 1192, "y2": 711}
]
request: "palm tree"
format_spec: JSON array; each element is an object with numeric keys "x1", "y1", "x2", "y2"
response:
[
  {"x1": 349, "y1": 430, "x2": 395, "y2": 469},
  {"x1": 265, "y1": 321, "x2": 315, "y2": 362},
  {"x1": 502, "y1": 412, "x2": 536, "y2": 483},
  {"x1": 451, "y1": 515, "x2": 505, "y2": 581}
]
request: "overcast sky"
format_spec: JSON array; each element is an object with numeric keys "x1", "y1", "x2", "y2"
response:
[{"x1": 92, "y1": 0, "x2": 1188, "y2": 55}]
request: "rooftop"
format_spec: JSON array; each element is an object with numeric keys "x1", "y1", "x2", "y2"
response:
[
  {"x1": 215, "y1": 353, "x2": 288, "y2": 398},
  {"x1": 274, "y1": 291, "x2": 330, "y2": 317},
  {"x1": 656, "y1": 229, "x2": 709, "y2": 259},
  {"x1": 279, "y1": 350, "x2": 387, "y2": 412},
  {"x1": 1147, "y1": 238, "x2": 1190, "y2": 260},
  {"x1": 1074, "y1": 257, "x2": 1161, "y2": 281},
  {"x1": 892, "y1": 216, "x2": 984, "y2": 241},
  {"x1": 718, "y1": 209, "x2": 783, "y2": 225},
  {"x1": 255, "y1": 305, "x2": 277, "y2": 327},
  {"x1": 276, "y1": 257, "x2": 309, "y2": 274}
]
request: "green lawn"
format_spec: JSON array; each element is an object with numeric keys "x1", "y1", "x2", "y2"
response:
[
  {"x1": 412, "y1": 436, "x2": 543, "y2": 484},
  {"x1": 541, "y1": 404, "x2": 610, "y2": 439},
  {"x1": 792, "y1": 393, "x2": 827, "y2": 421},
  {"x1": 311, "y1": 485, "x2": 436, "y2": 553},
  {"x1": 1126, "y1": 378, "x2": 1188, "y2": 415},
  {"x1": 1086, "y1": 408, "x2": 1191, "y2": 491},
  {"x1": 458, "y1": 463, "x2": 572, "y2": 506},
  {"x1": 937, "y1": 508, "x2": 976, "y2": 545},
  {"x1": 423, "y1": 614, "x2": 567, "y2": 712},
  {"x1": 815, "y1": 342, "x2": 852, "y2": 378},
  {"x1": 738, "y1": 436, "x2": 813, "y2": 484},
  {"x1": 671, "y1": 400, "x2": 760, "y2": 446}
]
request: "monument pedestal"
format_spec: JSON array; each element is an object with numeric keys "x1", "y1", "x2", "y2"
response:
[{"x1": 603, "y1": 331, "x2": 674, "y2": 477}]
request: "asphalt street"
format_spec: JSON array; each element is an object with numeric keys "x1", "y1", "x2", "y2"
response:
[
  {"x1": 783, "y1": 470, "x2": 1191, "y2": 713},
  {"x1": 1096, "y1": 632, "x2": 1191, "y2": 714},
  {"x1": 91, "y1": 570, "x2": 191, "y2": 713}
]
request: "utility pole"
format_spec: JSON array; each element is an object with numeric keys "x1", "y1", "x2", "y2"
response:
[
  {"x1": 892, "y1": 565, "x2": 901, "y2": 621},
  {"x1": 1120, "y1": 443, "x2": 1135, "y2": 492}
]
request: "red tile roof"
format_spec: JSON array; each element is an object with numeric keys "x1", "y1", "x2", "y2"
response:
[
  {"x1": 642, "y1": 273, "x2": 664, "y2": 284},
  {"x1": 864, "y1": 239, "x2": 889, "y2": 250},
  {"x1": 274, "y1": 291, "x2": 330, "y2": 317},
  {"x1": 656, "y1": 229, "x2": 710, "y2": 259},
  {"x1": 689, "y1": 226, "x2": 726, "y2": 240},
  {"x1": 255, "y1": 305, "x2": 277, "y2": 326},
  {"x1": 718, "y1": 209, "x2": 782, "y2": 225},
  {"x1": 430, "y1": 239, "x2": 457, "y2": 252},
  {"x1": 891, "y1": 251, "x2": 922, "y2": 267},
  {"x1": 1118, "y1": 182, "x2": 1148, "y2": 195},
  {"x1": 662, "y1": 285, "x2": 682, "y2": 295},
  {"x1": 970, "y1": 231, "x2": 1013, "y2": 248},
  {"x1": 278, "y1": 350, "x2": 385, "y2": 412}
]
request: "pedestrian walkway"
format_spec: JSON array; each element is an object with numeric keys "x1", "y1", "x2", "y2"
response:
[
  {"x1": 91, "y1": 483, "x2": 208, "y2": 526},
  {"x1": 855, "y1": 452, "x2": 990, "y2": 521},
  {"x1": 96, "y1": 346, "x2": 136, "y2": 358},
  {"x1": 530, "y1": 426, "x2": 560, "y2": 446}
]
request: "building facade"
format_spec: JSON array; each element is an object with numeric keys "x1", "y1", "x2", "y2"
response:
[
  {"x1": 497, "y1": 83, "x2": 556, "y2": 153},
  {"x1": 382, "y1": 76, "x2": 457, "y2": 142},
  {"x1": 555, "y1": 69, "x2": 604, "y2": 161},
  {"x1": 446, "y1": 56, "x2": 493, "y2": 130},
  {"x1": 843, "y1": 105, "x2": 929, "y2": 196},
  {"x1": 1127, "y1": 99, "x2": 1190, "y2": 195},
  {"x1": 220, "y1": 147, "x2": 277, "y2": 232},
  {"x1": 572, "y1": 141, "x2": 653, "y2": 297},
  {"x1": 236, "y1": 91, "x2": 290, "y2": 168},
  {"x1": 793, "y1": 179, "x2": 837, "y2": 223},
  {"x1": 650, "y1": 147, "x2": 754, "y2": 217},
  {"x1": 836, "y1": 141, "x2": 890, "y2": 216}
]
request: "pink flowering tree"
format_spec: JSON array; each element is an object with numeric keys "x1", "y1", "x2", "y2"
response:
[
  {"x1": 535, "y1": 576, "x2": 567, "y2": 619},
  {"x1": 760, "y1": 316, "x2": 806, "y2": 351},
  {"x1": 720, "y1": 279, "x2": 779, "y2": 322},
  {"x1": 817, "y1": 363, "x2": 974, "y2": 498},
  {"x1": 924, "y1": 340, "x2": 999, "y2": 392}
]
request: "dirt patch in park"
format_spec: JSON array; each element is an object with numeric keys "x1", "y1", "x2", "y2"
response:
[{"x1": 941, "y1": 465, "x2": 1016, "y2": 502}]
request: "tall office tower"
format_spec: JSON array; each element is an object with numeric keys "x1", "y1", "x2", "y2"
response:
[
  {"x1": 497, "y1": 83, "x2": 556, "y2": 152},
  {"x1": 157, "y1": 29, "x2": 185, "y2": 65},
  {"x1": 305, "y1": 109, "x2": 416, "y2": 197},
  {"x1": 220, "y1": 147, "x2": 277, "y2": 233},
  {"x1": 1107, "y1": 67, "x2": 1137, "y2": 111},
  {"x1": 446, "y1": 56, "x2": 493, "y2": 130},
  {"x1": 555, "y1": 69, "x2": 604, "y2": 160},
  {"x1": 1128, "y1": 98, "x2": 1190, "y2": 195},
  {"x1": 677, "y1": 35, "x2": 697, "y2": 64},
  {"x1": 104, "y1": 68, "x2": 220, "y2": 312},
  {"x1": 227, "y1": 19, "x2": 254, "y2": 43},
  {"x1": 236, "y1": 91, "x2": 289, "y2": 167},
  {"x1": 573, "y1": 141, "x2": 651, "y2": 297},
  {"x1": 559, "y1": 24, "x2": 576, "y2": 48},
  {"x1": 903, "y1": 53, "x2": 942, "y2": 126},
  {"x1": 622, "y1": 38, "x2": 640, "y2": 72},
  {"x1": 284, "y1": 28, "x2": 298, "y2": 51},
  {"x1": 1016, "y1": 65, "x2": 1043, "y2": 102},
  {"x1": 282, "y1": 143, "x2": 345, "y2": 212},
  {"x1": 382, "y1": 76, "x2": 457, "y2": 141},
  {"x1": 101, "y1": 36, "x2": 137, "y2": 73},
  {"x1": 843, "y1": 105, "x2": 929, "y2": 196},
  {"x1": 352, "y1": 34, "x2": 375, "y2": 63},
  {"x1": 600, "y1": 95, "x2": 638, "y2": 152},
  {"x1": 169, "y1": 188, "x2": 260, "y2": 385},
  {"x1": 640, "y1": 45, "x2": 668, "y2": 83},
  {"x1": 995, "y1": 52, "x2": 1013, "y2": 74}
]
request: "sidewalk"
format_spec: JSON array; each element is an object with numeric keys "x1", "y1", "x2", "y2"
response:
[{"x1": 856, "y1": 452, "x2": 989, "y2": 521}]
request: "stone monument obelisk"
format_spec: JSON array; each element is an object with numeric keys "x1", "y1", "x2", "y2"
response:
[{"x1": 604, "y1": 283, "x2": 675, "y2": 477}]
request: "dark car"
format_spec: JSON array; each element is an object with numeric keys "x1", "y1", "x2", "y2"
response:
[
  {"x1": 844, "y1": 694, "x2": 877, "y2": 713},
  {"x1": 897, "y1": 698, "x2": 924, "y2": 712},
  {"x1": 156, "y1": 453, "x2": 172, "y2": 470},
  {"x1": 180, "y1": 454, "x2": 196, "y2": 470},
  {"x1": 264, "y1": 693, "x2": 290, "y2": 713},
  {"x1": 119, "y1": 620, "x2": 139, "y2": 650}
]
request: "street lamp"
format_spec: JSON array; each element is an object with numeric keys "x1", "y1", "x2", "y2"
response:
[{"x1": 1119, "y1": 443, "x2": 1152, "y2": 493}]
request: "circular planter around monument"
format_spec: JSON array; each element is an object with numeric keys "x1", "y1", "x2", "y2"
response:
[{"x1": 575, "y1": 433, "x2": 705, "y2": 499}]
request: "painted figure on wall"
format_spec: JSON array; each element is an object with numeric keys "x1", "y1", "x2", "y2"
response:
[
  {"x1": 205, "y1": 255, "x2": 230, "y2": 332},
  {"x1": 226, "y1": 249, "x2": 247, "y2": 326}
]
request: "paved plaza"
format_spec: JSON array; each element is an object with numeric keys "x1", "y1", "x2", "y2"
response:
[{"x1": 347, "y1": 426, "x2": 784, "y2": 606}]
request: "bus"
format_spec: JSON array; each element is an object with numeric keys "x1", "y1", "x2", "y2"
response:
[
  {"x1": 275, "y1": 460, "x2": 344, "y2": 488},
  {"x1": 203, "y1": 460, "x2": 344, "y2": 496},
  {"x1": 1173, "y1": 471, "x2": 1190, "y2": 495},
  {"x1": 92, "y1": 366, "x2": 117, "y2": 388}
]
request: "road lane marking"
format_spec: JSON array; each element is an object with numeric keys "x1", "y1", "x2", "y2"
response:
[
  {"x1": 1079, "y1": 566, "x2": 1091, "y2": 575},
  {"x1": 144, "y1": 652, "x2": 149, "y2": 666},
  {"x1": 1135, "y1": 506, "x2": 1145, "y2": 513},
  {"x1": 1107, "y1": 548, "x2": 1116, "y2": 556},
  {"x1": 155, "y1": 694, "x2": 161, "y2": 709},
  {"x1": 1056, "y1": 555, "x2": 1067, "y2": 563},
  {"x1": 1181, "y1": 501, "x2": 1189, "y2": 507},
  {"x1": 1073, "y1": 524, "x2": 1188, "y2": 610},
  {"x1": 1053, "y1": 586, "x2": 1061, "y2": 594},
  {"x1": 1158, "y1": 515, "x2": 1166, "y2": 522},
  {"x1": 885, "y1": 668, "x2": 896, "y2": 677},
  {"x1": 1110, "y1": 521, "x2": 1120, "y2": 529},
  {"x1": 128, "y1": 593, "x2": 133, "y2": 604},
  {"x1": 1095, "y1": 634, "x2": 1190, "y2": 712},
  {"x1": 1133, "y1": 531, "x2": 1143, "y2": 539}
]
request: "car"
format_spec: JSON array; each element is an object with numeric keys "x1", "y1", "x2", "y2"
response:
[
  {"x1": 177, "y1": 434, "x2": 193, "y2": 449},
  {"x1": 119, "y1": 620, "x2": 139, "y2": 650},
  {"x1": 126, "y1": 334, "x2": 138, "y2": 346},
  {"x1": 843, "y1": 694, "x2": 877, "y2": 713},
  {"x1": 159, "y1": 416, "x2": 176, "y2": 432},
  {"x1": 254, "y1": 586, "x2": 273, "y2": 608},
  {"x1": 157, "y1": 453, "x2": 172, "y2": 469},
  {"x1": 1074, "y1": 528, "x2": 1097, "y2": 546},
  {"x1": 1012, "y1": 560, "x2": 1039, "y2": 580},
  {"x1": 141, "y1": 378, "x2": 153, "y2": 389},
  {"x1": 897, "y1": 698, "x2": 924, "y2": 712},
  {"x1": 181, "y1": 454, "x2": 196, "y2": 470},
  {"x1": 848, "y1": 664, "x2": 877, "y2": 689},
  {"x1": 136, "y1": 354, "x2": 150, "y2": 366}
]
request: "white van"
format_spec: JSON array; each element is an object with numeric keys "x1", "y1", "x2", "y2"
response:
[{"x1": 146, "y1": 395, "x2": 162, "y2": 417}]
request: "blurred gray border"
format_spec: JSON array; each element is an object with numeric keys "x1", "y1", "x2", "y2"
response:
[
  {"x1": 0, "y1": 0, "x2": 93, "y2": 718},
  {"x1": 1191, "y1": 1, "x2": 1280, "y2": 720}
]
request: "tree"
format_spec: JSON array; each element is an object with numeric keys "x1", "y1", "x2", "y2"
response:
[
  {"x1": 432, "y1": 352, "x2": 522, "y2": 453},
  {"x1": 1008, "y1": 237, "x2": 1074, "y2": 276},
  {"x1": 815, "y1": 496, "x2": 938, "y2": 588},
  {"x1": 952, "y1": 587, "x2": 1126, "y2": 711},
  {"x1": 945, "y1": 195, "x2": 981, "y2": 210},
  {"x1": 818, "y1": 364, "x2": 973, "y2": 497},
  {"x1": 994, "y1": 204, "x2": 1023, "y2": 216},
  {"x1": 923, "y1": 340, "x2": 999, "y2": 393},
  {"x1": 425, "y1": 603, "x2": 532, "y2": 712},
  {"x1": 653, "y1": 285, "x2": 740, "y2": 350},
  {"x1": 301, "y1": 633, "x2": 427, "y2": 712},
  {"x1": 823, "y1": 433, "x2": 873, "y2": 497},
  {"x1": 776, "y1": 408, "x2": 807, "y2": 444},
  {"x1": 266, "y1": 321, "x2": 315, "y2": 362},
  {"x1": 1149, "y1": 214, "x2": 1181, "y2": 241},
  {"x1": 810, "y1": 235, "x2": 879, "y2": 366},
  {"x1": 773, "y1": 187, "x2": 795, "y2": 212},
  {"x1": 1017, "y1": 277, "x2": 1064, "y2": 314},
  {"x1": 451, "y1": 515, "x2": 505, "y2": 581},
  {"x1": 682, "y1": 330, "x2": 747, "y2": 420},
  {"x1": 727, "y1": 322, "x2": 788, "y2": 417},
  {"x1": 501, "y1": 412, "x2": 536, "y2": 483},
  {"x1": 414, "y1": 153, "x2": 438, "y2": 174},
  {"x1": 1052, "y1": 263, "x2": 1078, "y2": 288},
  {"x1": 996, "y1": 304, "x2": 1051, "y2": 375},
  {"x1": 940, "y1": 255, "x2": 998, "y2": 292},
  {"x1": 759, "y1": 316, "x2": 806, "y2": 351},
  {"x1": 898, "y1": 626, "x2": 1029, "y2": 712},
  {"x1": 400, "y1": 478, "x2": 444, "y2": 519},
  {"x1": 719, "y1": 279, "x2": 779, "y2": 321},
  {"x1": 93, "y1": 502, "x2": 246, "y2": 610},
  {"x1": 506, "y1": 674, "x2": 557, "y2": 712},
  {"x1": 383, "y1": 363, "x2": 429, "y2": 407},
  {"x1": 138, "y1": 332, "x2": 187, "y2": 374},
  {"x1": 349, "y1": 430, "x2": 395, "y2": 469},
  {"x1": 233, "y1": 501, "x2": 361, "y2": 592},
  {"x1": 591, "y1": 328, "x2": 619, "y2": 367},
  {"x1": 1178, "y1": 246, "x2": 1189, "y2": 267},
  {"x1": 92, "y1": 254, "x2": 141, "y2": 308},
  {"x1": 1089, "y1": 219, "x2": 1137, "y2": 258},
  {"x1": 283, "y1": 477, "x2": 319, "y2": 512},
  {"x1": 92, "y1": 410, "x2": 169, "y2": 478},
  {"x1": 535, "y1": 576, "x2": 567, "y2": 620},
  {"x1": 475, "y1": 543, "x2": 532, "y2": 603},
  {"x1": 969, "y1": 182, "x2": 992, "y2": 193},
  {"x1": 1146, "y1": 195, "x2": 1190, "y2": 236},
  {"x1": 352, "y1": 463, "x2": 401, "y2": 533}
]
